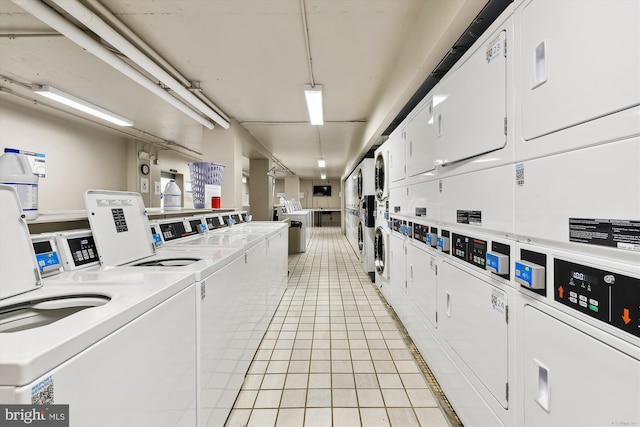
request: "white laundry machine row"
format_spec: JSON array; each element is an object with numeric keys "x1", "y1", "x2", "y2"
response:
[
  {"x1": 0, "y1": 186, "x2": 199, "y2": 426},
  {"x1": 379, "y1": 1, "x2": 639, "y2": 425},
  {"x1": 147, "y1": 213, "x2": 288, "y2": 426}
]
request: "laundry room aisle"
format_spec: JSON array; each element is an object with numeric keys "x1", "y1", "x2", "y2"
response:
[{"x1": 225, "y1": 226, "x2": 453, "y2": 427}]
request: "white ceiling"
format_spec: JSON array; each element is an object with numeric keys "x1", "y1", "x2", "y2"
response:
[{"x1": 0, "y1": 0, "x2": 487, "y2": 179}]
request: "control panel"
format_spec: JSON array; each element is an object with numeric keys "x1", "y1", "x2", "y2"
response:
[
  {"x1": 159, "y1": 220, "x2": 199, "y2": 243},
  {"x1": 554, "y1": 259, "x2": 640, "y2": 338},
  {"x1": 452, "y1": 233, "x2": 487, "y2": 269},
  {"x1": 189, "y1": 218, "x2": 208, "y2": 233},
  {"x1": 205, "y1": 215, "x2": 224, "y2": 230},
  {"x1": 57, "y1": 232, "x2": 100, "y2": 270},
  {"x1": 413, "y1": 223, "x2": 427, "y2": 244}
]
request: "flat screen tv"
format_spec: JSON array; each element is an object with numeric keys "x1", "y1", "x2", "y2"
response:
[{"x1": 313, "y1": 185, "x2": 332, "y2": 197}]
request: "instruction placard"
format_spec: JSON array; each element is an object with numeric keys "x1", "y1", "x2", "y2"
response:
[{"x1": 569, "y1": 218, "x2": 640, "y2": 251}]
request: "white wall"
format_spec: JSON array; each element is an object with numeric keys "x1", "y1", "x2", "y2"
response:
[
  {"x1": 0, "y1": 100, "x2": 128, "y2": 211},
  {"x1": 300, "y1": 179, "x2": 342, "y2": 210}
]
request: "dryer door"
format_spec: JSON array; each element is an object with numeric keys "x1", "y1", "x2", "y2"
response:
[
  {"x1": 374, "y1": 227, "x2": 386, "y2": 276},
  {"x1": 523, "y1": 305, "x2": 640, "y2": 426},
  {"x1": 375, "y1": 152, "x2": 386, "y2": 201}
]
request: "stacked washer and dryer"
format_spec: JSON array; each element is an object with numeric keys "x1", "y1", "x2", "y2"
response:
[
  {"x1": 380, "y1": 1, "x2": 639, "y2": 426},
  {"x1": 344, "y1": 158, "x2": 376, "y2": 281}
]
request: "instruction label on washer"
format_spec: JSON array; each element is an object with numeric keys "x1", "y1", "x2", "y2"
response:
[
  {"x1": 569, "y1": 218, "x2": 640, "y2": 251},
  {"x1": 457, "y1": 210, "x2": 482, "y2": 226}
]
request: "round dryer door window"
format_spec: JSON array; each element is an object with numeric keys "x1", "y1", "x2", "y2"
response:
[
  {"x1": 374, "y1": 227, "x2": 385, "y2": 274},
  {"x1": 375, "y1": 154, "x2": 385, "y2": 201},
  {"x1": 357, "y1": 169, "x2": 363, "y2": 199}
]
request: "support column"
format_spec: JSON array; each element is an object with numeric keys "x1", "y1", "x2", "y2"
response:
[
  {"x1": 202, "y1": 127, "x2": 242, "y2": 209},
  {"x1": 284, "y1": 176, "x2": 300, "y2": 202},
  {"x1": 249, "y1": 158, "x2": 273, "y2": 221}
]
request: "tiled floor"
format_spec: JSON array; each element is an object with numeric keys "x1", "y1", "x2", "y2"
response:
[{"x1": 225, "y1": 226, "x2": 451, "y2": 427}]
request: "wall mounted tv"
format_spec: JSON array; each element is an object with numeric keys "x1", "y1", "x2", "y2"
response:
[{"x1": 313, "y1": 185, "x2": 332, "y2": 197}]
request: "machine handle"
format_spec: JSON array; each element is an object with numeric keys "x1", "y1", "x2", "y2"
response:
[
  {"x1": 535, "y1": 359, "x2": 551, "y2": 412},
  {"x1": 532, "y1": 40, "x2": 548, "y2": 89},
  {"x1": 410, "y1": 264, "x2": 414, "y2": 281},
  {"x1": 436, "y1": 113, "x2": 443, "y2": 137},
  {"x1": 445, "y1": 291, "x2": 451, "y2": 317}
]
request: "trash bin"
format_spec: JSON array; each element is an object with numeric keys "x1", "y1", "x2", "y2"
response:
[{"x1": 288, "y1": 221, "x2": 303, "y2": 254}]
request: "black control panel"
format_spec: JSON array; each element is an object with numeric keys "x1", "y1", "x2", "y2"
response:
[
  {"x1": 221, "y1": 215, "x2": 231, "y2": 226},
  {"x1": 67, "y1": 235, "x2": 99, "y2": 267},
  {"x1": 159, "y1": 221, "x2": 199, "y2": 242},
  {"x1": 206, "y1": 216, "x2": 224, "y2": 230},
  {"x1": 554, "y1": 259, "x2": 640, "y2": 338},
  {"x1": 413, "y1": 223, "x2": 428, "y2": 244},
  {"x1": 452, "y1": 233, "x2": 487, "y2": 270},
  {"x1": 362, "y1": 195, "x2": 376, "y2": 227}
]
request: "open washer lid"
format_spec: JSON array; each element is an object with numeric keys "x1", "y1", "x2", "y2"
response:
[
  {"x1": 0, "y1": 185, "x2": 42, "y2": 299},
  {"x1": 84, "y1": 190, "x2": 155, "y2": 266}
]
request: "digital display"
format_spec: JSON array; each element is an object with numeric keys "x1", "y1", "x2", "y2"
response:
[
  {"x1": 571, "y1": 270, "x2": 598, "y2": 285},
  {"x1": 159, "y1": 221, "x2": 198, "y2": 242}
]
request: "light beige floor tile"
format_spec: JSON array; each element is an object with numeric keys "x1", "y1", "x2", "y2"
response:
[
  {"x1": 308, "y1": 373, "x2": 332, "y2": 388},
  {"x1": 332, "y1": 373, "x2": 355, "y2": 388},
  {"x1": 350, "y1": 349, "x2": 372, "y2": 361},
  {"x1": 357, "y1": 388, "x2": 384, "y2": 407},
  {"x1": 266, "y1": 360, "x2": 289, "y2": 374},
  {"x1": 332, "y1": 407, "x2": 361, "y2": 427},
  {"x1": 309, "y1": 360, "x2": 331, "y2": 373},
  {"x1": 394, "y1": 360, "x2": 421, "y2": 374},
  {"x1": 242, "y1": 374, "x2": 264, "y2": 390},
  {"x1": 271, "y1": 349, "x2": 293, "y2": 360},
  {"x1": 354, "y1": 373, "x2": 380, "y2": 389},
  {"x1": 413, "y1": 408, "x2": 450, "y2": 427},
  {"x1": 276, "y1": 408, "x2": 305, "y2": 427},
  {"x1": 369, "y1": 349, "x2": 392, "y2": 360},
  {"x1": 291, "y1": 349, "x2": 312, "y2": 360},
  {"x1": 352, "y1": 360, "x2": 375, "y2": 373},
  {"x1": 385, "y1": 339, "x2": 407, "y2": 350},
  {"x1": 248, "y1": 360, "x2": 269, "y2": 374},
  {"x1": 311, "y1": 349, "x2": 331, "y2": 361},
  {"x1": 225, "y1": 409, "x2": 251, "y2": 427},
  {"x1": 387, "y1": 407, "x2": 420, "y2": 426},
  {"x1": 288, "y1": 360, "x2": 310, "y2": 374},
  {"x1": 261, "y1": 373, "x2": 286, "y2": 389},
  {"x1": 234, "y1": 390, "x2": 258, "y2": 409},
  {"x1": 304, "y1": 408, "x2": 332, "y2": 427},
  {"x1": 280, "y1": 389, "x2": 307, "y2": 408},
  {"x1": 284, "y1": 373, "x2": 309, "y2": 389},
  {"x1": 253, "y1": 389, "x2": 283, "y2": 408},
  {"x1": 381, "y1": 389, "x2": 412, "y2": 407},
  {"x1": 359, "y1": 408, "x2": 390, "y2": 427},
  {"x1": 332, "y1": 360, "x2": 353, "y2": 373},
  {"x1": 406, "y1": 388, "x2": 438, "y2": 407},
  {"x1": 400, "y1": 373, "x2": 429, "y2": 389},
  {"x1": 389, "y1": 349, "x2": 414, "y2": 361},
  {"x1": 331, "y1": 339, "x2": 350, "y2": 349},
  {"x1": 306, "y1": 388, "x2": 332, "y2": 407},
  {"x1": 374, "y1": 360, "x2": 397, "y2": 374},
  {"x1": 377, "y1": 373, "x2": 404, "y2": 388},
  {"x1": 247, "y1": 409, "x2": 279, "y2": 427},
  {"x1": 332, "y1": 388, "x2": 358, "y2": 407}
]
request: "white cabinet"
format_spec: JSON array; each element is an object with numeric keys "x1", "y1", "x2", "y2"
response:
[
  {"x1": 389, "y1": 125, "x2": 407, "y2": 185},
  {"x1": 433, "y1": 27, "x2": 508, "y2": 165},
  {"x1": 386, "y1": 233, "x2": 407, "y2": 308},
  {"x1": 406, "y1": 98, "x2": 437, "y2": 177},
  {"x1": 519, "y1": 0, "x2": 640, "y2": 142},
  {"x1": 523, "y1": 305, "x2": 640, "y2": 426},
  {"x1": 439, "y1": 261, "x2": 509, "y2": 408}
]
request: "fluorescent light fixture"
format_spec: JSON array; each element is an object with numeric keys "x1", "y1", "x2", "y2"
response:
[
  {"x1": 304, "y1": 84, "x2": 323, "y2": 125},
  {"x1": 33, "y1": 85, "x2": 133, "y2": 127},
  {"x1": 317, "y1": 159, "x2": 326, "y2": 168},
  {"x1": 320, "y1": 172, "x2": 326, "y2": 179}
]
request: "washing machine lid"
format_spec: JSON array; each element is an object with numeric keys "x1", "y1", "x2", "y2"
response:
[
  {"x1": 0, "y1": 185, "x2": 42, "y2": 300},
  {"x1": 84, "y1": 190, "x2": 156, "y2": 266}
]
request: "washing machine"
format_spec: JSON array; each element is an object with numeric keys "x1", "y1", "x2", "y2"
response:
[
  {"x1": 148, "y1": 214, "x2": 288, "y2": 426},
  {"x1": 0, "y1": 185, "x2": 198, "y2": 426},
  {"x1": 84, "y1": 191, "x2": 268, "y2": 427}
]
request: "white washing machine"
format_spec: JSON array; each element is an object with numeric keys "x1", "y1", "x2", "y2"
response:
[
  {"x1": 147, "y1": 214, "x2": 288, "y2": 427},
  {"x1": 0, "y1": 185, "x2": 198, "y2": 426}
]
